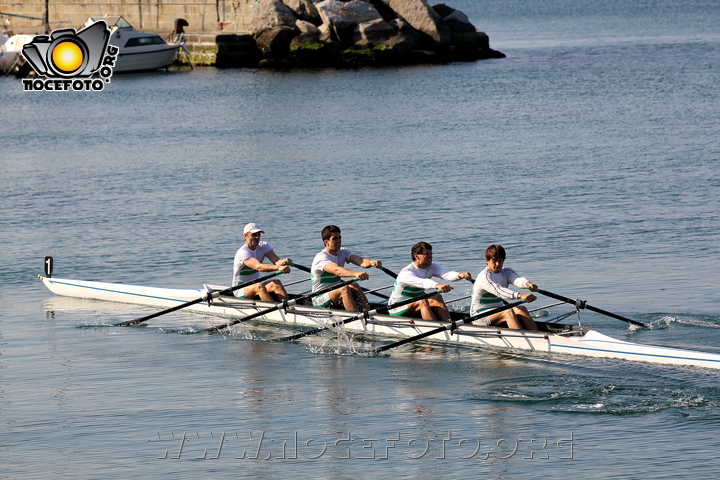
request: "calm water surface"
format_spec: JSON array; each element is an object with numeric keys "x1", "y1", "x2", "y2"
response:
[{"x1": 1, "y1": 0, "x2": 720, "y2": 478}]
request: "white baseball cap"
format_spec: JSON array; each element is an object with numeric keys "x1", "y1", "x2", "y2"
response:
[{"x1": 243, "y1": 223, "x2": 265, "y2": 234}]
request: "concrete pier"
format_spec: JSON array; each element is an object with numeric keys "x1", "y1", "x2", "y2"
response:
[
  {"x1": 0, "y1": 1, "x2": 254, "y2": 35},
  {"x1": 1, "y1": 1, "x2": 258, "y2": 66}
]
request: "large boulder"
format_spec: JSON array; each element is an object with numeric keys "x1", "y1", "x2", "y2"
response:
[
  {"x1": 385, "y1": 0, "x2": 452, "y2": 46},
  {"x1": 353, "y1": 18, "x2": 397, "y2": 47},
  {"x1": 249, "y1": 0, "x2": 299, "y2": 37},
  {"x1": 282, "y1": 0, "x2": 322, "y2": 25},
  {"x1": 431, "y1": 3, "x2": 455, "y2": 19},
  {"x1": 442, "y1": 9, "x2": 475, "y2": 34},
  {"x1": 387, "y1": 18, "x2": 423, "y2": 50},
  {"x1": 289, "y1": 32, "x2": 341, "y2": 67},
  {"x1": 430, "y1": 3, "x2": 499, "y2": 60},
  {"x1": 255, "y1": 26, "x2": 300, "y2": 59},
  {"x1": 215, "y1": 34, "x2": 263, "y2": 68},
  {"x1": 367, "y1": 0, "x2": 399, "y2": 22},
  {"x1": 295, "y1": 19, "x2": 319, "y2": 35},
  {"x1": 243, "y1": 0, "x2": 504, "y2": 67},
  {"x1": 316, "y1": 0, "x2": 383, "y2": 45}
]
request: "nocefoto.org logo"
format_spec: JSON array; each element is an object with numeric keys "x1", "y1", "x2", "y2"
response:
[{"x1": 21, "y1": 20, "x2": 118, "y2": 92}]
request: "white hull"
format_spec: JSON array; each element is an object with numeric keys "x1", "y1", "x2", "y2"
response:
[
  {"x1": 40, "y1": 276, "x2": 720, "y2": 370},
  {"x1": 0, "y1": 34, "x2": 35, "y2": 73},
  {"x1": 112, "y1": 44, "x2": 179, "y2": 73}
]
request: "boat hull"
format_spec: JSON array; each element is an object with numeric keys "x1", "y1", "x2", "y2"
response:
[
  {"x1": 40, "y1": 276, "x2": 720, "y2": 369},
  {"x1": 0, "y1": 34, "x2": 35, "y2": 73},
  {"x1": 112, "y1": 44, "x2": 179, "y2": 73}
]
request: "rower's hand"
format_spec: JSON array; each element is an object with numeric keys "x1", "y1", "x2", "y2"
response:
[
  {"x1": 437, "y1": 284, "x2": 452, "y2": 293},
  {"x1": 357, "y1": 271, "x2": 369, "y2": 281},
  {"x1": 458, "y1": 272, "x2": 472, "y2": 281},
  {"x1": 278, "y1": 265, "x2": 291, "y2": 274},
  {"x1": 519, "y1": 293, "x2": 536, "y2": 302},
  {"x1": 526, "y1": 282, "x2": 538, "y2": 292},
  {"x1": 362, "y1": 259, "x2": 382, "y2": 269}
]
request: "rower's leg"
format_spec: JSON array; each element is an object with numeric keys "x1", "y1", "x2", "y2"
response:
[
  {"x1": 405, "y1": 299, "x2": 437, "y2": 321},
  {"x1": 418, "y1": 299, "x2": 439, "y2": 321},
  {"x1": 410, "y1": 295, "x2": 448, "y2": 321},
  {"x1": 348, "y1": 283, "x2": 369, "y2": 311},
  {"x1": 429, "y1": 295, "x2": 450, "y2": 322},
  {"x1": 329, "y1": 285, "x2": 365, "y2": 312},
  {"x1": 515, "y1": 306, "x2": 539, "y2": 331},
  {"x1": 243, "y1": 282, "x2": 275, "y2": 302},
  {"x1": 265, "y1": 279, "x2": 289, "y2": 301},
  {"x1": 489, "y1": 310, "x2": 523, "y2": 329}
]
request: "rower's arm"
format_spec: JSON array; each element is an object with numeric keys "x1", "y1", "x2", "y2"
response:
[
  {"x1": 324, "y1": 261, "x2": 368, "y2": 280},
  {"x1": 349, "y1": 254, "x2": 382, "y2": 269},
  {"x1": 265, "y1": 249, "x2": 292, "y2": 267},
  {"x1": 244, "y1": 255, "x2": 288, "y2": 273}
]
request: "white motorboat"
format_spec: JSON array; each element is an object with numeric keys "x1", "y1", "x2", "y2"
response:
[
  {"x1": 0, "y1": 33, "x2": 35, "y2": 73},
  {"x1": 81, "y1": 15, "x2": 182, "y2": 73},
  {"x1": 38, "y1": 271, "x2": 720, "y2": 370}
]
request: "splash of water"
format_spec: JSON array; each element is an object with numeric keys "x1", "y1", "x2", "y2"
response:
[
  {"x1": 307, "y1": 315, "x2": 363, "y2": 355},
  {"x1": 629, "y1": 316, "x2": 676, "y2": 332}
]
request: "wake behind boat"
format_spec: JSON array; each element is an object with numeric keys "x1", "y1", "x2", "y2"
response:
[{"x1": 38, "y1": 271, "x2": 720, "y2": 370}]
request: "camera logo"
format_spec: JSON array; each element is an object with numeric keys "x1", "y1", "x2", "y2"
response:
[{"x1": 21, "y1": 20, "x2": 118, "y2": 92}]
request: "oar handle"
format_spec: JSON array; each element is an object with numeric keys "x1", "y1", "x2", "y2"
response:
[
  {"x1": 294, "y1": 262, "x2": 391, "y2": 299},
  {"x1": 536, "y1": 289, "x2": 583, "y2": 307},
  {"x1": 116, "y1": 271, "x2": 286, "y2": 327},
  {"x1": 380, "y1": 266, "x2": 398, "y2": 279},
  {"x1": 537, "y1": 289, "x2": 649, "y2": 328},
  {"x1": 273, "y1": 288, "x2": 443, "y2": 342},
  {"x1": 371, "y1": 300, "x2": 524, "y2": 354},
  {"x1": 291, "y1": 263, "x2": 311, "y2": 273}
]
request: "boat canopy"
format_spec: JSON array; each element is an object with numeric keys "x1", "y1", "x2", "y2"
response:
[{"x1": 82, "y1": 16, "x2": 134, "y2": 30}]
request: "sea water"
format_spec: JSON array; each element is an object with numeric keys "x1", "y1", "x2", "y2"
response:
[{"x1": 1, "y1": 0, "x2": 720, "y2": 477}]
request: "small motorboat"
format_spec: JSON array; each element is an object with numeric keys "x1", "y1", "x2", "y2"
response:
[
  {"x1": 81, "y1": 15, "x2": 183, "y2": 73},
  {"x1": 0, "y1": 33, "x2": 35, "y2": 74}
]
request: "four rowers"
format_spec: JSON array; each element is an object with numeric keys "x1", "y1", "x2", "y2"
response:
[{"x1": 233, "y1": 224, "x2": 538, "y2": 330}]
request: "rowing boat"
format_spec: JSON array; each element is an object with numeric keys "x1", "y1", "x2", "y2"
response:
[{"x1": 38, "y1": 274, "x2": 720, "y2": 370}]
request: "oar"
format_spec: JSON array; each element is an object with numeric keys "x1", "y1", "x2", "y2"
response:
[
  {"x1": 292, "y1": 262, "x2": 391, "y2": 300},
  {"x1": 199, "y1": 277, "x2": 361, "y2": 333},
  {"x1": 291, "y1": 262, "x2": 312, "y2": 273},
  {"x1": 445, "y1": 294, "x2": 471, "y2": 305},
  {"x1": 284, "y1": 277, "x2": 311, "y2": 287},
  {"x1": 116, "y1": 271, "x2": 286, "y2": 327},
  {"x1": 537, "y1": 289, "x2": 649, "y2": 328},
  {"x1": 272, "y1": 288, "x2": 445, "y2": 342},
  {"x1": 380, "y1": 266, "x2": 398, "y2": 279},
  {"x1": 370, "y1": 300, "x2": 525, "y2": 354}
]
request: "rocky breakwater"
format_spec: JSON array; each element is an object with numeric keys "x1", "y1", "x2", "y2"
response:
[{"x1": 220, "y1": 0, "x2": 504, "y2": 68}]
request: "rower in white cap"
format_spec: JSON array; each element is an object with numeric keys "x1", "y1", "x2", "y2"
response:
[{"x1": 232, "y1": 223, "x2": 292, "y2": 301}]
